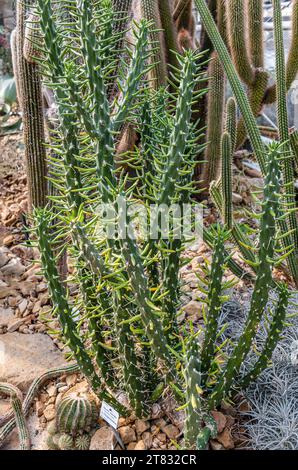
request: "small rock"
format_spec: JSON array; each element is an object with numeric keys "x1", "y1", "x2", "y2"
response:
[
  {"x1": 65, "y1": 374, "x2": 77, "y2": 387},
  {"x1": 151, "y1": 403, "x2": 164, "y2": 419},
  {"x1": 3, "y1": 234, "x2": 14, "y2": 247},
  {"x1": 127, "y1": 442, "x2": 136, "y2": 450},
  {"x1": 7, "y1": 318, "x2": 26, "y2": 333},
  {"x1": 35, "y1": 401, "x2": 45, "y2": 417},
  {"x1": 216, "y1": 428, "x2": 235, "y2": 450},
  {"x1": 163, "y1": 424, "x2": 179, "y2": 440},
  {"x1": 18, "y1": 298, "x2": 28, "y2": 315},
  {"x1": 118, "y1": 426, "x2": 137, "y2": 444},
  {"x1": 0, "y1": 252, "x2": 9, "y2": 268},
  {"x1": 211, "y1": 411, "x2": 227, "y2": 434},
  {"x1": 157, "y1": 433, "x2": 167, "y2": 443},
  {"x1": 36, "y1": 283, "x2": 47, "y2": 293},
  {"x1": 43, "y1": 404, "x2": 56, "y2": 421},
  {"x1": 0, "y1": 307, "x2": 14, "y2": 327},
  {"x1": 182, "y1": 300, "x2": 202, "y2": 319},
  {"x1": 210, "y1": 439, "x2": 225, "y2": 451},
  {"x1": 232, "y1": 192, "x2": 243, "y2": 204},
  {"x1": 142, "y1": 432, "x2": 152, "y2": 449},
  {"x1": 47, "y1": 385, "x2": 57, "y2": 398},
  {"x1": 90, "y1": 426, "x2": 116, "y2": 450},
  {"x1": 135, "y1": 419, "x2": 150, "y2": 435},
  {"x1": 1, "y1": 259, "x2": 25, "y2": 276},
  {"x1": 32, "y1": 300, "x2": 41, "y2": 314},
  {"x1": 134, "y1": 440, "x2": 146, "y2": 450},
  {"x1": 0, "y1": 287, "x2": 18, "y2": 299}
]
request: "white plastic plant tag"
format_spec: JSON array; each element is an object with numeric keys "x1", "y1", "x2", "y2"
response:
[{"x1": 100, "y1": 401, "x2": 119, "y2": 429}]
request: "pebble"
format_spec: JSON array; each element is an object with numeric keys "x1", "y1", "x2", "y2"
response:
[
  {"x1": 7, "y1": 318, "x2": 26, "y2": 333},
  {"x1": 135, "y1": 419, "x2": 150, "y2": 435},
  {"x1": 163, "y1": 424, "x2": 179, "y2": 440},
  {"x1": 216, "y1": 428, "x2": 235, "y2": 450},
  {"x1": 3, "y1": 234, "x2": 14, "y2": 247},
  {"x1": 134, "y1": 440, "x2": 146, "y2": 450},
  {"x1": 118, "y1": 426, "x2": 137, "y2": 444},
  {"x1": 43, "y1": 404, "x2": 56, "y2": 421},
  {"x1": 18, "y1": 298, "x2": 28, "y2": 315},
  {"x1": 142, "y1": 432, "x2": 152, "y2": 449}
]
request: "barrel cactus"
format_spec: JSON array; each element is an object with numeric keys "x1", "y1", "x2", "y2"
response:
[{"x1": 56, "y1": 393, "x2": 98, "y2": 436}]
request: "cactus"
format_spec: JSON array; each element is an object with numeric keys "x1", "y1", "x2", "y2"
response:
[
  {"x1": 13, "y1": 0, "x2": 47, "y2": 210},
  {"x1": 56, "y1": 393, "x2": 98, "y2": 436},
  {"x1": 58, "y1": 433, "x2": 74, "y2": 450},
  {"x1": 0, "y1": 383, "x2": 30, "y2": 450},
  {"x1": 75, "y1": 434, "x2": 91, "y2": 451},
  {"x1": 201, "y1": 52, "x2": 225, "y2": 189},
  {"x1": 195, "y1": 0, "x2": 298, "y2": 287},
  {"x1": 0, "y1": 364, "x2": 79, "y2": 448}
]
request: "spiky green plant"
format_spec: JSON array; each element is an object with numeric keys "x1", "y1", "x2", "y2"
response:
[{"x1": 24, "y1": 0, "x2": 293, "y2": 452}]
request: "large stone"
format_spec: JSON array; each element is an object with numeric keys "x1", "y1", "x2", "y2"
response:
[
  {"x1": 0, "y1": 332, "x2": 69, "y2": 392},
  {"x1": 90, "y1": 426, "x2": 116, "y2": 450}
]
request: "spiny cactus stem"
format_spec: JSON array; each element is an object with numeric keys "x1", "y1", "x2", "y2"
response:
[
  {"x1": 194, "y1": 0, "x2": 266, "y2": 173},
  {"x1": 209, "y1": 144, "x2": 282, "y2": 408},
  {"x1": 15, "y1": 0, "x2": 47, "y2": 210},
  {"x1": 0, "y1": 383, "x2": 30, "y2": 450},
  {"x1": 221, "y1": 132, "x2": 233, "y2": 229},
  {"x1": 201, "y1": 226, "x2": 228, "y2": 376},
  {"x1": 239, "y1": 283, "x2": 289, "y2": 389}
]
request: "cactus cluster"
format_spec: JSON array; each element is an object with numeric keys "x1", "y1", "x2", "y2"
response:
[
  {"x1": 45, "y1": 392, "x2": 97, "y2": 450},
  {"x1": 195, "y1": 0, "x2": 298, "y2": 288},
  {"x1": 18, "y1": 0, "x2": 293, "y2": 451},
  {"x1": 199, "y1": 0, "x2": 298, "y2": 192}
]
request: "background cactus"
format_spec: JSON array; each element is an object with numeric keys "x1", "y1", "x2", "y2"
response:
[{"x1": 13, "y1": 0, "x2": 47, "y2": 210}]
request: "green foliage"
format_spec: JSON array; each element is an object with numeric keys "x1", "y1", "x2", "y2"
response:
[{"x1": 29, "y1": 0, "x2": 292, "y2": 451}]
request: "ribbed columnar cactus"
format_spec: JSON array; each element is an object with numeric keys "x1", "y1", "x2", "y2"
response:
[
  {"x1": 0, "y1": 383, "x2": 30, "y2": 450},
  {"x1": 14, "y1": 0, "x2": 47, "y2": 210},
  {"x1": 195, "y1": 0, "x2": 298, "y2": 287},
  {"x1": 201, "y1": 52, "x2": 225, "y2": 188}
]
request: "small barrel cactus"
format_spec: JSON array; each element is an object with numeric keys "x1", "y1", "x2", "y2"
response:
[
  {"x1": 75, "y1": 434, "x2": 91, "y2": 451},
  {"x1": 56, "y1": 393, "x2": 98, "y2": 435},
  {"x1": 58, "y1": 433, "x2": 74, "y2": 450}
]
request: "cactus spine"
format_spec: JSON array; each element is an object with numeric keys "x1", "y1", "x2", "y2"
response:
[{"x1": 14, "y1": 0, "x2": 47, "y2": 210}]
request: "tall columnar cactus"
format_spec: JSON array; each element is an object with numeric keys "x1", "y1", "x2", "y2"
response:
[
  {"x1": 0, "y1": 383, "x2": 30, "y2": 450},
  {"x1": 201, "y1": 52, "x2": 225, "y2": 188},
  {"x1": 195, "y1": 0, "x2": 298, "y2": 287},
  {"x1": 13, "y1": 0, "x2": 47, "y2": 210}
]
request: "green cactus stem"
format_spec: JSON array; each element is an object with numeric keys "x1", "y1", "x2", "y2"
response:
[
  {"x1": 208, "y1": 143, "x2": 283, "y2": 408},
  {"x1": 239, "y1": 282, "x2": 289, "y2": 389},
  {"x1": 221, "y1": 132, "x2": 233, "y2": 229},
  {"x1": 15, "y1": 0, "x2": 47, "y2": 210},
  {"x1": 75, "y1": 434, "x2": 91, "y2": 450},
  {"x1": 201, "y1": 52, "x2": 225, "y2": 188},
  {"x1": 158, "y1": 0, "x2": 180, "y2": 69},
  {"x1": 248, "y1": 0, "x2": 264, "y2": 69},
  {"x1": 226, "y1": 0, "x2": 255, "y2": 86},
  {"x1": 290, "y1": 130, "x2": 298, "y2": 170},
  {"x1": 201, "y1": 225, "x2": 229, "y2": 377},
  {"x1": 140, "y1": 0, "x2": 167, "y2": 88},
  {"x1": 58, "y1": 433, "x2": 74, "y2": 450},
  {"x1": 0, "y1": 364, "x2": 80, "y2": 448},
  {"x1": 0, "y1": 383, "x2": 30, "y2": 450},
  {"x1": 225, "y1": 97, "x2": 237, "y2": 157}
]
